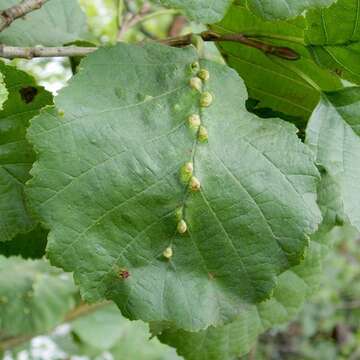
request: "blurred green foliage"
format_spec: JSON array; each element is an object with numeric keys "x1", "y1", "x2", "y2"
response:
[{"x1": 245, "y1": 226, "x2": 360, "y2": 360}]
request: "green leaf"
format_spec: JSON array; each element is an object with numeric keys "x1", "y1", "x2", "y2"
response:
[
  {"x1": 71, "y1": 304, "x2": 181, "y2": 359},
  {"x1": 156, "y1": 239, "x2": 326, "y2": 360},
  {"x1": 0, "y1": 224, "x2": 47, "y2": 259},
  {"x1": 0, "y1": 0, "x2": 87, "y2": 46},
  {"x1": 27, "y1": 43, "x2": 321, "y2": 331},
  {"x1": 304, "y1": 0, "x2": 360, "y2": 85},
  {"x1": 0, "y1": 62, "x2": 52, "y2": 242},
  {"x1": 0, "y1": 256, "x2": 76, "y2": 337},
  {"x1": 247, "y1": 0, "x2": 337, "y2": 20},
  {"x1": 211, "y1": 2, "x2": 342, "y2": 122},
  {"x1": 305, "y1": 0, "x2": 360, "y2": 45},
  {"x1": 306, "y1": 87, "x2": 360, "y2": 232},
  {"x1": 0, "y1": 72, "x2": 8, "y2": 110},
  {"x1": 157, "y1": 0, "x2": 232, "y2": 23}
]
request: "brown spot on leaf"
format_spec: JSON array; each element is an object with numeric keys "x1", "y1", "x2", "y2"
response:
[
  {"x1": 208, "y1": 272, "x2": 215, "y2": 280},
  {"x1": 118, "y1": 269, "x2": 130, "y2": 279},
  {"x1": 20, "y1": 86, "x2": 38, "y2": 104}
]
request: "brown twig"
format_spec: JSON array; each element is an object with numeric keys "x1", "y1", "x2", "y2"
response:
[
  {"x1": 0, "y1": 0, "x2": 49, "y2": 33},
  {"x1": 0, "y1": 45, "x2": 96, "y2": 59},
  {"x1": 201, "y1": 31, "x2": 300, "y2": 60},
  {"x1": 0, "y1": 31, "x2": 300, "y2": 60}
]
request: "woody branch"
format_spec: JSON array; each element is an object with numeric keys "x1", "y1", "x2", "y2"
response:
[{"x1": 0, "y1": 31, "x2": 300, "y2": 60}]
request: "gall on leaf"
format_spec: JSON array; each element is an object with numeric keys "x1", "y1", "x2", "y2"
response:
[
  {"x1": 200, "y1": 92, "x2": 214, "y2": 107},
  {"x1": 190, "y1": 77, "x2": 203, "y2": 92},
  {"x1": 163, "y1": 247, "x2": 173, "y2": 259},
  {"x1": 118, "y1": 268, "x2": 130, "y2": 279},
  {"x1": 177, "y1": 219, "x2": 188, "y2": 234},
  {"x1": 198, "y1": 69, "x2": 210, "y2": 81}
]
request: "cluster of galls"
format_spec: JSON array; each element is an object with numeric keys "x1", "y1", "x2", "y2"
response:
[{"x1": 163, "y1": 64, "x2": 213, "y2": 260}]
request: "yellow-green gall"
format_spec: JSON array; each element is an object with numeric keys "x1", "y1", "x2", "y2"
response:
[
  {"x1": 188, "y1": 114, "x2": 201, "y2": 129},
  {"x1": 177, "y1": 219, "x2": 188, "y2": 234},
  {"x1": 198, "y1": 126, "x2": 208, "y2": 143},
  {"x1": 198, "y1": 69, "x2": 210, "y2": 81},
  {"x1": 163, "y1": 246, "x2": 173, "y2": 259},
  {"x1": 200, "y1": 92, "x2": 213, "y2": 107},
  {"x1": 184, "y1": 162, "x2": 194, "y2": 173},
  {"x1": 58, "y1": 109, "x2": 65, "y2": 117},
  {"x1": 180, "y1": 162, "x2": 194, "y2": 183},
  {"x1": 191, "y1": 61, "x2": 200, "y2": 73},
  {"x1": 189, "y1": 176, "x2": 201, "y2": 192},
  {"x1": 190, "y1": 77, "x2": 202, "y2": 92}
]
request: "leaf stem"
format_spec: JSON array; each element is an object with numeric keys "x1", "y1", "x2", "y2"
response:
[{"x1": 200, "y1": 31, "x2": 300, "y2": 60}]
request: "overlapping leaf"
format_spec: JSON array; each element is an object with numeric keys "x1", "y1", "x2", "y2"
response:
[
  {"x1": 157, "y1": 0, "x2": 232, "y2": 23},
  {"x1": 0, "y1": 224, "x2": 47, "y2": 259},
  {"x1": 69, "y1": 304, "x2": 181, "y2": 359},
  {"x1": 247, "y1": 0, "x2": 337, "y2": 20},
  {"x1": 27, "y1": 43, "x2": 321, "y2": 331},
  {"x1": 305, "y1": 0, "x2": 360, "y2": 85},
  {"x1": 211, "y1": 2, "x2": 342, "y2": 122},
  {"x1": 0, "y1": 0, "x2": 87, "y2": 47},
  {"x1": 156, "y1": 239, "x2": 326, "y2": 360},
  {"x1": 306, "y1": 87, "x2": 360, "y2": 232},
  {"x1": 0, "y1": 256, "x2": 76, "y2": 337},
  {"x1": 0, "y1": 73, "x2": 8, "y2": 110},
  {"x1": 0, "y1": 62, "x2": 52, "y2": 242},
  {"x1": 157, "y1": 0, "x2": 337, "y2": 22}
]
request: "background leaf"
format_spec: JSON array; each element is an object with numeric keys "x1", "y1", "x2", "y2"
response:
[
  {"x1": 306, "y1": 87, "x2": 360, "y2": 232},
  {"x1": 211, "y1": 2, "x2": 342, "y2": 123},
  {"x1": 247, "y1": 0, "x2": 337, "y2": 20},
  {"x1": 27, "y1": 43, "x2": 321, "y2": 331},
  {"x1": 304, "y1": 0, "x2": 360, "y2": 85},
  {"x1": 0, "y1": 0, "x2": 88, "y2": 47},
  {"x1": 0, "y1": 62, "x2": 52, "y2": 242},
  {"x1": 70, "y1": 304, "x2": 181, "y2": 359},
  {"x1": 0, "y1": 256, "x2": 76, "y2": 337},
  {"x1": 157, "y1": 0, "x2": 232, "y2": 23},
  {"x1": 0, "y1": 225, "x2": 47, "y2": 259}
]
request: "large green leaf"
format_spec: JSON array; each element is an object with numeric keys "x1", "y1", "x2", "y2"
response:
[
  {"x1": 211, "y1": 2, "x2": 342, "y2": 123},
  {"x1": 247, "y1": 0, "x2": 337, "y2": 20},
  {"x1": 306, "y1": 87, "x2": 360, "y2": 232},
  {"x1": 0, "y1": 62, "x2": 52, "y2": 242},
  {"x1": 27, "y1": 43, "x2": 321, "y2": 331},
  {"x1": 0, "y1": 256, "x2": 76, "y2": 337},
  {"x1": 157, "y1": 0, "x2": 232, "y2": 23},
  {"x1": 156, "y1": 239, "x2": 326, "y2": 360},
  {"x1": 0, "y1": 0, "x2": 87, "y2": 46}
]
